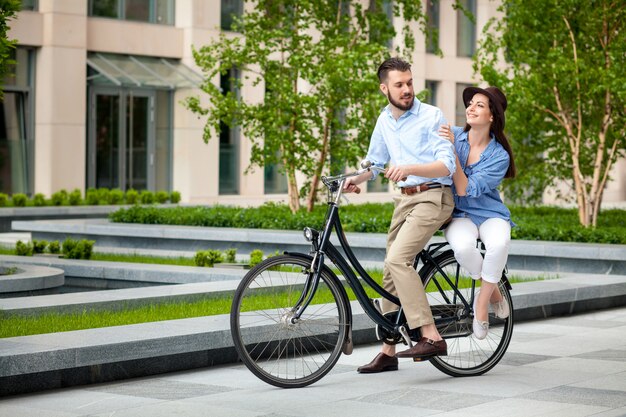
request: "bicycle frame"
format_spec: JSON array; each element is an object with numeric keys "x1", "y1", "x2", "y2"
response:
[
  {"x1": 229, "y1": 163, "x2": 516, "y2": 387},
  {"x1": 289, "y1": 164, "x2": 475, "y2": 344}
]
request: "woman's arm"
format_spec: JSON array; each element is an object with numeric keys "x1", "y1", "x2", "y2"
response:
[{"x1": 439, "y1": 125, "x2": 469, "y2": 195}]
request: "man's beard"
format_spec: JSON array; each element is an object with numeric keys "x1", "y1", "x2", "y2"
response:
[{"x1": 387, "y1": 92, "x2": 413, "y2": 111}]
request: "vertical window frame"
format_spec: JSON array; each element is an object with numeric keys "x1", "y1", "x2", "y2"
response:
[{"x1": 456, "y1": 0, "x2": 476, "y2": 58}]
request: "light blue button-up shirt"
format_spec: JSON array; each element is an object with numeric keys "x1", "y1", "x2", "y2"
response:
[
  {"x1": 365, "y1": 99, "x2": 455, "y2": 187},
  {"x1": 450, "y1": 126, "x2": 514, "y2": 226}
]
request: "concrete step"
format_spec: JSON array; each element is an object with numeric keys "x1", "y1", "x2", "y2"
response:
[{"x1": 1, "y1": 272, "x2": 626, "y2": 396}]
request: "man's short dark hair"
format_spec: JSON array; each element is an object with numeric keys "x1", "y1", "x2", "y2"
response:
[{"x1": 377, "y1": 57, "x2": 411, "y2": 83}]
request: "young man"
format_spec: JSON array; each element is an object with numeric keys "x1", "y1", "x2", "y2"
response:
[{"x1": 343, "y1": 57, "x2": 455, "y2": 373}]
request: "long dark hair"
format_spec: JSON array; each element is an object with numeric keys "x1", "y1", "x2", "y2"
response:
[{"x1": 464, "y1": 99, "x2": 516, "y2": 178}]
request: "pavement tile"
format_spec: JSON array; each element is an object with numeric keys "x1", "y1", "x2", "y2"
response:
[
  {"x1": 428, "y1": 398, "x2": 609, "y2": 417},
  {"x1": 520, "y1": 385, "x2": 626, "y2": 408},
  {"x1": 87, "y1": 377, "x2": 236, "y2": 400},
  {"x1": 570, "y1": 372, "x2": 626, "y2": 392}
]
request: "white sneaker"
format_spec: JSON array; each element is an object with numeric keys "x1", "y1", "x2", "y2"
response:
[
  {"x1": 473, "y1": 318, "x2": 489, "y2": 340},
  {"x1": 492, "y1": 298, "x2": 510, "y2": 319},
  {"x1": 472, "y1": 293, "x2": 489, "y2": 339}
]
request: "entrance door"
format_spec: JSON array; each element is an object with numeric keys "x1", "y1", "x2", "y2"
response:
[{"x1": 88, "y1": 88, "x2": 155, "y2": 191}]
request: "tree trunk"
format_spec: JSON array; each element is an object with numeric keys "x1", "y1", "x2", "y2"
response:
[
  {"x1": 285, "y1": 164, "x2": 300, "y2": 213},
  {"x1": 306, "y1": 110, "x2": 332, "y2": 212}
]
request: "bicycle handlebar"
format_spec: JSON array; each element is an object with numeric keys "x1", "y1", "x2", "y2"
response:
[{"x1": 322, "y1": 160, "x2": 406, "y2": 197}]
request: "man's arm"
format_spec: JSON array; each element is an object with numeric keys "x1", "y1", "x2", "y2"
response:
[{"x1": 385, "y1": 161, "x2": 450, "y2": 183}]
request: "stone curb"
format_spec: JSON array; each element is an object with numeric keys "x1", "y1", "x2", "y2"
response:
[
  {"x1": 1, "y1": 273, "x2": 626, "y2": 396},
  {"x1": 0, "y1": 265, "x2": 64, "y2": 293},
  {"x1": 12, "y1": 219, "x2": 626, "y2": 276}
]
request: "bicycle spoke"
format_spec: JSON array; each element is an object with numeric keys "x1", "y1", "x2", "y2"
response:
[
  {"x1": 231, "y1": 255, "x2": 348, "y2": 388},
  {"x1": 421, "y1": 251, "x2": 513, "y2": 376}
]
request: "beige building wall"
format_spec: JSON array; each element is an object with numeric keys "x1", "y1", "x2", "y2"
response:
[{"x1": 7, "y1": 0, "x2": 626, "y2": 207}]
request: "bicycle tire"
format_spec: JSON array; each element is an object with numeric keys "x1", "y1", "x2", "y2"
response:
[
  {"x1": 419, "y1": 250, "x2": 514, "y2": 377},
  {"x1": 230, "y1": 254, "x2": 350, "y2": 388}
]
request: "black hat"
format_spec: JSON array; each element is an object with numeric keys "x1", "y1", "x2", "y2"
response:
[{"x1": 462, "y1": 86, "x2": 507, "y2": 127}]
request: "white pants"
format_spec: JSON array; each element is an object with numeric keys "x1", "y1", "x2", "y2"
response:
[{"x1": 444, "y1": 217, "x2": 511, "y2": 283}]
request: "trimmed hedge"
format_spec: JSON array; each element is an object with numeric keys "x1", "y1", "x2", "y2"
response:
[
  {"x1": 108, "y1": 203, "x2": 626, "y2": 244},
  {"x1": 0, "y1": 188, "x2": 181, "y2": 208}
]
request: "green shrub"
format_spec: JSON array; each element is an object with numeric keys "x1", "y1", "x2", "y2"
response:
[
  {"x1": 48, "y1": 240, "x2": 61, "y2": 254},
  {"x1": 108, "y1": 188, "x2": 124, "y2": 205},
  {"x1": 32, "y1": 239, "x2": 48, "y2": 254},
  {"x1": 224, "y1": 248, "x2": 237, "y2": 263},
  {"x1": 170, "y1": 191, "x2": 181, "y2": 204},
  {"x1": 69, "y1": 188, "x2": 82, "y2": 205},
  {"x1": 33, "y1": 193, "x2": 46, "y2": 206},
  {"x1": 139, "y1": 190, "x2": 155, "y2": 204},
  {"x1": 50, "y1": 189, "x2": 68, "y2": 206},
  {"x1": 249, "y1": 249, "x2": 264, "y2": 267},
  {"x1": 96, "y1": 188, "x2": 110, "y2": 205},
  {"x1": 125, "y1": 189, "x2": 139, "y2": 205},
  {"x1": 0, "y1": 193, "x2": 7, "y2": 207},
  {"x1": 107, "y1": 204, "x2": 626, "y2": 245},
  {"x1": 194, "y1": 249, "x2": 224, "y2": 267},
  {"x1": 11, "y1": 193, "x2": 27, "y2": 207},
  {"x1": 85, "y1": 188, "x2": 99, "y2": 205},
  {"x1": 15, "y1": 240, "x2": 33, "y2": 256},
  {"x1": 155, "y1": 191, "x2": 169, "y2": 204},
  {"x1": 62, "y1": 238, "x2": 95, "y2": 260}
]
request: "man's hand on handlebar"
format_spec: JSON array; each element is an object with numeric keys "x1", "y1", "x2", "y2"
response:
[{"x1": 343, "y1": 177, "x2": 361, "y2": 194}]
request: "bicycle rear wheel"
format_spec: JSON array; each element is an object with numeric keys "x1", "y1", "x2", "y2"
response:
[
  {"x1": 230, "y1": 254, "x2": 349, "y2": 388},
  {"x1": 419, "y1": 250, "x2": 513, "y2": 377}
]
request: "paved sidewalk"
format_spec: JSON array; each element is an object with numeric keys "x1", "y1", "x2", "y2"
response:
[{"x1": 1, "y1": 307, "x2": 625, "y2": 417}]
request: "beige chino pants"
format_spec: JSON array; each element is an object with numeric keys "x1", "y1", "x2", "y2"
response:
[{"x1": 381, "y1": 187, "x2": 454, "y2": 329}]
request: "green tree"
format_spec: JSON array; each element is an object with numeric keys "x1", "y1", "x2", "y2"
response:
[
  {"x1": 187, "y1": 0, "x2": 430, "y2": 213},
  {"x1": 476, "y1": 0, "x2": 626, "y2": 227},
  {"x1": 0, "y1": 0, "x2": 20, "y2": 99}
]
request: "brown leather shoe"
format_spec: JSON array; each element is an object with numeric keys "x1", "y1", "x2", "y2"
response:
[
  {"x1": 395, "y1": 337, "x2": 447, "y2": 360},
  {"x1": 357, "y1": 352, "x2": 398, "y2": 373}
]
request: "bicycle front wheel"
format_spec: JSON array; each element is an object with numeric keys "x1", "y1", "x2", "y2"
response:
[
  {"x1": 230, "y1": 254, "x2": 349, "y2": 388},
  {"x1": 420, "y1": 250, "x2": 514, "y2": 377}
]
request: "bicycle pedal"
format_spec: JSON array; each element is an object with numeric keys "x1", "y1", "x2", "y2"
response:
[{"x1": 412, "y1": 357, "x2": 431, "y2": 362}]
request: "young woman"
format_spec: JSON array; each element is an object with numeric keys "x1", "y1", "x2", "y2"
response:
[{"x1": 439, "y1": 86, "x2": 516, "y2": 339}]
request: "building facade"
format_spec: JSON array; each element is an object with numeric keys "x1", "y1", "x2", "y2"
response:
[{"x1": 5, "y1": 0, "x2": 625, "y2": 206}]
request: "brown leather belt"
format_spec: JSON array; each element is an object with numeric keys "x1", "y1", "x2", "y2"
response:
[{"x1": 400, "y1": 183, "x2": 449, "y2": 195}]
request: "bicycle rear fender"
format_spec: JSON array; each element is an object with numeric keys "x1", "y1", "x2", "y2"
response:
[{"x1": 284, "y1": 251, "x2": 355, "y2": 355}]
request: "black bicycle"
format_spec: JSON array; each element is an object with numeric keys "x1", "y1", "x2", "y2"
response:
[{"x1": 230, "y1": 162, "x2": 514, "y2": 388}]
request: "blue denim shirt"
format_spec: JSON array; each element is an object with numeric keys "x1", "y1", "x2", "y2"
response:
[
  {"x1": 365, "y1": 99, "x2": 455, "y2": 187},
  {"x1": 451, "y1": 126, "x2": 514, "y2": 226}
]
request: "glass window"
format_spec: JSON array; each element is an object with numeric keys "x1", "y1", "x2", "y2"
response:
[
  {"x1": 155, "y1": 0, "x2": 174, "y2": 24},
  {"x1": 21, "y1": 0, "x2": 37, "y2": 10},
  {"x1": 89, "y1": 0, "x2": 174, "y2": 25},
  {"x1": 426, "y1": 0, "x2": 439, "y2": 54},
  {"x1": 425, "y1": 80, "x2": 439, "y2": 106},
  {"x1": 221, "y1": 0, "x2": 243, "y2": 31},
  {"x1": 456, "y1": 0, "x2": 476, "y2": 57},
  {"x1": 456, "y1": 83, "x2": 472, "y2": 126},
  {"x1": 125, "y1": 0, "x2": 150, "y2": 22},
  {"x1": 154, "y1": 90, "x2": 172, "y2": 191},
  {"x1": 90, "y1": 0, "x2": 120, "y2": 18},
  {"x1": 264, "y1": 163, "x2": 288, "y2": 195},
  {"x1": 0, "y1": 47, "x2": 34, "y2": 195},
  {"x1": 219, "y1": 68, "x2": 240, "y2": 195}
]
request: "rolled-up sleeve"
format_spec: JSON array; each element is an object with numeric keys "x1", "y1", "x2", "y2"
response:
[
  {"x1": 465, "y1": 149, "x2": 509, "y2": 197},
  {"x1": 365, "y1": 119, "x2": 390, "y2": 180},
  {"x1": 429, "y1": 114, "x2": 456, "y2": 176}
]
